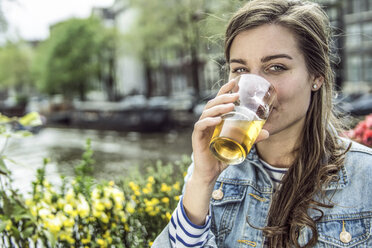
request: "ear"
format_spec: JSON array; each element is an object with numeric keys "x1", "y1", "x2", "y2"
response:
[{"x1": 311, "y1": 76, "x2": 324, "y2": 91}]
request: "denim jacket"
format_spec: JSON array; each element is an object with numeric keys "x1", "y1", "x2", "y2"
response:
[{"x1": 153, "y1": 140, "x2": 372, "y2": 247}]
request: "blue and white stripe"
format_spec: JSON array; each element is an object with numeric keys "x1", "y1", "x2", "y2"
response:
[
  {"x1": 260, "y1": 159, "x2": 288, "y2": 189},
  {"x1": 168, "y1": 197, "x2": 211, "y2": 248}
]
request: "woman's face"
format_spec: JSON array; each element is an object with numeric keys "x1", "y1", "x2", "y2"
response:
[{"x1": 228, "y1": 24, "x2": 319, "y2": 139}]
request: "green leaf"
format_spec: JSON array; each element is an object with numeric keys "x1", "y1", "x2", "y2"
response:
[
  {"x1": 21, "y1": 227, "x2": 34, "y2": 239},
  {"x1": 18, "y1": 112, "x2": 43, "y2": 127},
  {"x1": 43, "y1": 230, "x2": 56, "y2": 247},
  {"x1": 0, "y1": 158, "x2": 10, "y2": 175},
  {"x1": 11, "y1": 225, "x2": 21, "y2": 241},
  {"x1": 0, "y1": 191, "x2": 14, "y2": 217},
  {"x1": 0, "y1": 221, "x2": 7, "y2": 232}
]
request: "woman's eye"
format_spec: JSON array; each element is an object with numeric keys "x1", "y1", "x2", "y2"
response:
[
  {"x1": 267, "y1": 65, "x2": 286, "y2": 72},
  {"x1": 231, "y1": 68, "x2": 247, "y2": 73}
]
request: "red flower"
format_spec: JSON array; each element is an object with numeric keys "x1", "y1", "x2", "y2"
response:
[
  {"x1": 362, "y1": 129, "x2": 372, "y2": 147},
  {"x1": 345, "y1": 114, "x2": 372, "y2": 147}
]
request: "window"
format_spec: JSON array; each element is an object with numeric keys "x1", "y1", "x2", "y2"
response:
[
  {"x1": 363, "y1": 55, "x2": 372, "y2": 81},
  {"x1": 347, "y1": 55, "x2": 362, "y2": 82},
  {"x1": 348, "y1": 0, "x2": 367, "y2": 14},
  {"x1": 362, "y1": 22, "x2": 372, "y2": 42},
  {"x1": 346, "y1": 24, "x2": 362, "y2": 47}
]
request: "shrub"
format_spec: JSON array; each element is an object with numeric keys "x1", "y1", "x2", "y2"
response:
[{"x1": 0, "y1": 112, "x2": 190, "y2": 247}]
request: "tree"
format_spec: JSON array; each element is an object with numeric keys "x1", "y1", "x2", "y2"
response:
[
  {"x1": 97, "y1": 27, "x2": 120, "y2": 101},
  {"x1": 0, "y1": 41, "x2": 34, "y2": 104},
  {"x1": 33, "y1": 17, "x2": 109, "y2": 101},
  {"x1": 123, "y1": 0, "x2": 245, "y2": 99}
]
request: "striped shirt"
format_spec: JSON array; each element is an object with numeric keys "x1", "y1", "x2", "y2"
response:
[
  {"x1": 168, "y1": 196, "x2": 211, "y2": 248},
  {"x1": 260, "y1": 159, "x2": 288, "y2": 189},
  {"x1": 168, "y1": 161, "x2": 287, "y2": 247}
]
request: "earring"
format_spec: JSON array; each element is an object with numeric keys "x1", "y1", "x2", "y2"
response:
[{"x1": 312, "y1": 84, "x2": 317, "y2": 89}]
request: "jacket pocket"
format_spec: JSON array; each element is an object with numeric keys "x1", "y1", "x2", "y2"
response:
[
  {"x1": 210, "y1": 181, "x2": 247, "y2": 237},
  {"x1": 316, "y1": 212, "x2": 372, "y2": 247}
]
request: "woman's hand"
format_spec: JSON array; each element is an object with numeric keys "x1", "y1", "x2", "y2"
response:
[
  {"x1": 191, "y1": 78, "x2": 240, "y2": 184},
  {"x1": 191, "y1": 77, "x2": 269, "y2": 184},
  {"x1": 183, "y1": 77, "x2": 269, "y2": 226}
]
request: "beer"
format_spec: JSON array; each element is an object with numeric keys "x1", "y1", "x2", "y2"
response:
[
  {"x1": 208, "y1": 74, "x2": 276, "y2": 164},
  {"x1": 210, "y1": 118, "x2": 265, "y2": 164}
]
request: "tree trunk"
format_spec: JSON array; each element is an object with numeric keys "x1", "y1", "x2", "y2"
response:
[
  {"x1": 79, "y1": 82, "x2": 86, "y2": 101},
  {"x1": 190, "y1": 46, "x2": 200, "y2": 99},
  {"x1": 106, "y1": 53, "x2": 116, "y2": 101},
  {"x1": 144, "y1": 58, "x2": 154, "y2": 99}
]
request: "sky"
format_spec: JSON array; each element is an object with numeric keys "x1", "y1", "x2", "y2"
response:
[{"x1": 2, "y1": 0, "x2": 115, "y2": 41}]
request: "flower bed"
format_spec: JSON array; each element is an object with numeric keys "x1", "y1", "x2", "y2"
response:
[{"x1": 0, "y1": 113, "x2": 189, "y2": 247}]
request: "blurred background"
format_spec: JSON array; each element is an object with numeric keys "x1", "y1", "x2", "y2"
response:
[{"x1": 0, "y1": 0, "x2": 371, "y2": 190}]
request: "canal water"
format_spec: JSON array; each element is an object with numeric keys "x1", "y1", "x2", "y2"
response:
[{"x1": 3, "y1": 127, "x2": 193, "y2": 195}]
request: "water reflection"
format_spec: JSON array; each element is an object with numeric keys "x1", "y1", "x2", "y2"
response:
[{"x1": 5, "y1": 127, "x2": 193, "y2": 194}]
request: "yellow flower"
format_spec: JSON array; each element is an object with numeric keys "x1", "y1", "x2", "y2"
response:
[
  {"x1": 5, "y1": 220, "x2": 12, "y2": 231},
  {"x1": 81, "y1": 237, "x2": 91, "y2": 244},
  {"x1": 134, "y1": 190, "x2": 141, "y2": 196},
  {"x1": 103, "y1": 230, "x2": 110, "y2": 239},
  {"x1": 93, "y1": 210, "x2": 102, "y2": 218},
  {"x1": 94, "y1": 201, "x2": 105, "y2": 212},
  {"x1": 91, "y1": 188, "x2": 101, "y2": 200},
  {"x1": 57, "y1": 198, "x2": 66, "y2": 209},
  {"x1": 150, "y1": 198, "x2": 160, "y2": 205},
  {"x1": 173, "y1": 182, "x2": 181, "y2": 191},
  {"x1": 149, "y1": 241, "x2": 154, "y2": 246},
  {"x1": 160, "y1": 183, "x2": 172, "y2": 193},
  {"x1": 166, "y1": 212, "x2": 172, "y2": 221},
  {"x1": 145, "y1": 206, "x2": 153, "y2": 213},
  {"x1": 101, "y1": 212, "x2": 109, "y2": 224},
  {"x1": 64, "y1": 204, "x2": 74, "y2": 215},
  {"x1": 174, "y1": 195, "x2": 180, "y2": 201},
  {"x1": 147, "y1": 176, "x2": 155, "y2": 184},
  {"x1": 97, "y1": 238, "x2": 106, "y2": 246},
  {"x1": 77, "y1": 199, "x2": 90, "y2": 218},
  {"x1": 42, "y1": 180, "x2": 51, "y2": 188},
  {"x1": 129, "y1": 181, "x2": 139, "y2": 191},
  {"x1": 103, "y1": 199, "x2": 112, "y2": 209},
  {"x1": 121, "y1": 216, "x2": 127, "y2": 223},
  {"x1": 63, "y1": 218, "x2": 75, "y2": 228},
  {"x1": 126, "y1": 202, "x2": 135, "y2": 214},
  {"x1": 38, "y1": 208, "x2": 51, "y2": 219},
  {"x1": 43, "y1": 216, "x2": 63, "y2": 234},
  {"x1": 109, "y1": 180, "x2": 115, "y2": 187},
  {"x1": 142, "y1": 188, "x2": 150, "y2": 194},
  {"x1": 66, "y1": 236, "x2": 75, "y2": 244},
  {"x1": 161, "y1": 197, "x2": 170, "y2": 204},
  {"x1": 65, "y1": 188, "x2": 75, "y2": 203},
  {"x1": 25, "y1": 198, "x2": 33, "y2": 206},
  {"x1": 112, "y1": 188, "x2": 125, "y2": 203}
]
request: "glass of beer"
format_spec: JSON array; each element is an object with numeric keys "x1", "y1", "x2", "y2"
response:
[{"x1": 209, "y1": 74, "x2": 276, "y2": 164}]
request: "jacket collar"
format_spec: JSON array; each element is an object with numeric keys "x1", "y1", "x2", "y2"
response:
[{"x1": 247, "y1": 146, "x2": 349, "y2": 191}]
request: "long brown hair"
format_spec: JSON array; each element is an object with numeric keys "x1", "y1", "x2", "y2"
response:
[{"x1": 225, "y1": 0, "x2": 349, "y2": 247}]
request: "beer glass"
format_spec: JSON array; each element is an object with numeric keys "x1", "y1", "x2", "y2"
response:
[{"x1": 209, "y1": 74, "x2": 276, "y2": 164}]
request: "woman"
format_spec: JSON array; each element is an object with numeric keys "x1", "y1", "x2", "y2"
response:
[{"x1": 153, "y1": 0, "x2": 372, "y2": 247}]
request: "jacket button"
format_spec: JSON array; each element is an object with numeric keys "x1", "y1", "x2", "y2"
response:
[
  {"x1": 212, "y1": 189, "x2": 224, "y2": 200},
  {"x1": 340, "y1": 231, "x2": 352, "y2": 243}
]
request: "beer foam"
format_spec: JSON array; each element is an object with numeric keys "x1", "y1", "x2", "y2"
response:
[{"x1": 232, "y1": 106, "x2": 261, "y2": 121}]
